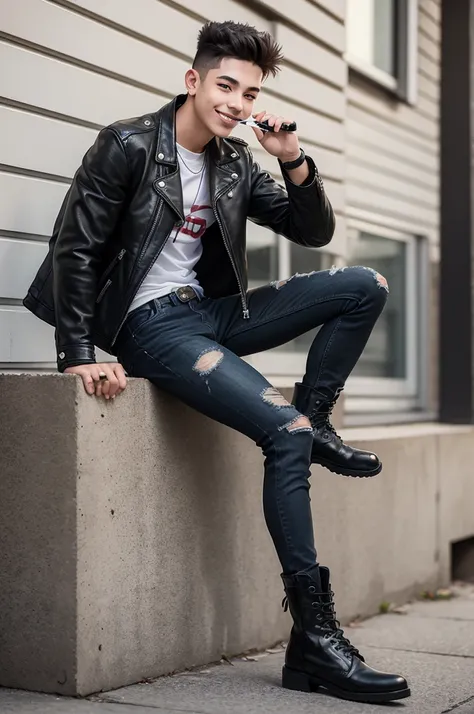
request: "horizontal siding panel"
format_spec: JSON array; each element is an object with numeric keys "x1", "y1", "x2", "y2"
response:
[
  {"x1": 419, "y1": 52, "x2": 440, "y2": 83},
  {"x1": 317, "y1": 0, "x2": 345, "y2": 21},
  {"x1": 0, "y1": 308, "x2": 114, "y2": 362},
  {"x1": 269, "y1": 64, "x2": 345, "y2": 121},
  {"x1": 275, "y1": 23, "x2": 347, "y2": 87},
  {"x1": 347, "y1": 184, "x2": 438, "y2": 231},
  {"x1": 0, "y1": 106, "x2": 98, "y2": 179},
  {"x1": 347, "y1": 121, "x2": 437, "y2": 174},
  {"x1": 346, "y1": 163, "x2": 437, "y2": 209},
  {"x1": 253, "y1": 0, "x2": 345, "y2": 53},
  {"x1": 346, "y1": 141, "x2": 438, "y2": 192},
  {"x1": 0, "y1": 172, "x2": 69, "y2": 236},
  {"x1": 163, "y1": 0, "x2": 272, "y2": 30},
  {"x1": 418, "y1": 73, "x2": 439, "y2": 102},
  {"x1": 417, "y1": 94, "x2": 439, "y2": 121},
  {"x1": 276, "y1": 24, "x2": 346, "y2": 88},
  {"x1": 420, "y1": 0, "x2": 441, "y2": 24},
  {"x1": 347, "y1": 83, "x2": 438, "y2": 141},
  {"x1": 67, "y1": 0, "x2": 201, "y2": 56},
  {"x1": 419, "y1": 7, "x2": 440, "y2": 43},
  {"x1": 0, "y1": 308, "x2": 55, "y2": 362},
  {"x1": 3, "y1": 0, "x2": 188, "y2": 98},
  {"x1": 0, "y1": 43, "x2": 164, "y2": 126},
  {"x1": 418, "y1": 30, "x2": 440, "y2": 65},
  {"x1": 0, "y1": 238, "x2": 48, "y2": 299},
  {"x1": 347, "y1": 105, "x2": 437, "y2": 163}
]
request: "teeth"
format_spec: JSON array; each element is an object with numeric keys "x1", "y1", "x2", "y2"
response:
[
  {"x1": 218, "y1": 112, "x2": 235, "y2": 123},
  {"x1": 192, "y1": 223, "x2": 200, "y2": 234}
]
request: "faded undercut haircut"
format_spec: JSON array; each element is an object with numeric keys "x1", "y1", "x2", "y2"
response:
[{"x1": 193, "y1": 21, "x2": 284, "y2": 80}]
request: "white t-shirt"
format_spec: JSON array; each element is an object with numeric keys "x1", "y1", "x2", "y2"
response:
[{"x1": 129, "y1": 143, "x2": 215, "y2": 314}]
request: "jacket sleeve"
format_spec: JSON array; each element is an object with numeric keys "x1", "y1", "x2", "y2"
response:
[
  {"x1": 247, "y1": 150, "x2": 335, "y2": 248},
  {"x1": 53, "y1": 127, "x2": 130, "y2": 372}
]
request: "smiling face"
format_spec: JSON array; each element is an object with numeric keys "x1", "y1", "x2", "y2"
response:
[{"x1": 185, "y1": 57, "x2": 263, "y2": 139}]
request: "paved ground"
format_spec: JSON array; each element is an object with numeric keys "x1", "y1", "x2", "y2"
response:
[{"x1": 1, "y1": 583, "x2": 474, "y2": 714}]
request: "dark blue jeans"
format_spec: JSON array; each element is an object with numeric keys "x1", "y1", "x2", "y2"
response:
[{"x1": 116, "y1": 266, "x2": 388, "y2": 574}]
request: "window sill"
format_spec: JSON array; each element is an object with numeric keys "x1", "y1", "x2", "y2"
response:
[{"x1": 346, "y1": 54, "x2": 400, "y2": 97}]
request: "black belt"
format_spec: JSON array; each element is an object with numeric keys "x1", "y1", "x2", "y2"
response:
[{"x1": 160, "y1": 285, "x2": 202, "y2": 306}]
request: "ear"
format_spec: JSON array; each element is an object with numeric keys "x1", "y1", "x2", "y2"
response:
[{"x1": 185, "y1": 68, "x2": 200, "y2": 96}]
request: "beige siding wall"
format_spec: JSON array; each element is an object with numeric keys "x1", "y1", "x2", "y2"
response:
[
  {"x1": 0, "y1": 0, "x2": 346, "y2": 369},
  {"x1": 346, "y1": 0, "x2": 440, "y2": 245}
]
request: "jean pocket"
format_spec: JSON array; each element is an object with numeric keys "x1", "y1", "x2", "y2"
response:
[{"x1": 125, "y1": 300, "x2": 170, "y2": 339}]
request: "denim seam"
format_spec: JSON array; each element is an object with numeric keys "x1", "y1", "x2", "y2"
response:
[
  {"x1": 273, "y1": 440, "x2": 297, "y2": 568},
  {"x1": 188, "y1": 300, "x2": 218, "y2": 341},
  {"x1": 313, "y1": 315, "x2": 343, "y2": 388},
  {"x1": 226, "y1": 294, "x2": 361, "y2": 341}
]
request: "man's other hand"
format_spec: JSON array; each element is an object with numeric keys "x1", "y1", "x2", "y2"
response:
[{"x1": 64, "y1": 363, "x2": 127, "y2": 399}]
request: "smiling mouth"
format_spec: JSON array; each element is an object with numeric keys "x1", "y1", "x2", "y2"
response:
[{"x1": 216, "y1": 110, "x2": 240, "y2": 124}]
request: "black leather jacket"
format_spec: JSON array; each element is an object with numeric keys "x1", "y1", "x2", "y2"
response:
[{"x1": 24, "y1": 94, "x2": 335, "y2": 372}]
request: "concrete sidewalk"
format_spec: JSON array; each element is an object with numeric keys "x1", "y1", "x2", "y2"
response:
[{"x1": 1, "y1": 583, "x2": 473, "y2": 714}]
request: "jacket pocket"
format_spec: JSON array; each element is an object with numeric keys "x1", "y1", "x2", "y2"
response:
[{"x1": 96, "y1": 248, "x2": 126, "y2": 303}]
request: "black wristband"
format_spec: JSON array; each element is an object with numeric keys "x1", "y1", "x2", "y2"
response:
[{"x1": 281, "y1": 149, "x2": 305, "y2": 171}]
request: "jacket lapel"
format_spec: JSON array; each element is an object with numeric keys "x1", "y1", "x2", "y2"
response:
[{"x1": 152, "y1": 97, "x2": 242, "y2": 219}]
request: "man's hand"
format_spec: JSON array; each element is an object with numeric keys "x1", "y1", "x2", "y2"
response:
[
  {"x1": 250, "y1": 110, "x2": 301, "y2": 163},
  {"x1": 64, "y1": 363, "x2": 127, "y2": 399}
]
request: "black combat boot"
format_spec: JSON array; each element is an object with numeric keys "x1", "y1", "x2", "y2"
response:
[
  {"x1": 292, "y1": 383, "x2": 382, "y2": 477},
  {"x1": 281, "y1": 566, "x2": 410, "y2": 703}
]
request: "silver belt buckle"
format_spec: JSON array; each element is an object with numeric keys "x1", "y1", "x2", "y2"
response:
[{"x1": 175, "y1": 286, "x2": 196, "y2": 303}]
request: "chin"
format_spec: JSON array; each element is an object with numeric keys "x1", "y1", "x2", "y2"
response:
[{"x1": 214, "y1": 126, "x2": 234, "y2": 138}]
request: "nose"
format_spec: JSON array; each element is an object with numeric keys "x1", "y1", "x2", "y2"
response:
[{"x1": 227, "y1": 94, "x2": 243, "y2": 114}]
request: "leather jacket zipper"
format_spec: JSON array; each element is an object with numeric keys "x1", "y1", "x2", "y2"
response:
[
  {"x1": 111, "y1": 204, "x2": 171, "y2": 345},
  {"x1": 213, "y1": 192, "x2": 249, "y2": 320},
  {"x1": 96, "y1": 248, "x2": 126, "y2": 304}
]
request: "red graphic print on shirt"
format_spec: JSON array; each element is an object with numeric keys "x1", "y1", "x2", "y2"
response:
[{"x1": 180, "y1": 204, "x2": 212, "y2": 240}]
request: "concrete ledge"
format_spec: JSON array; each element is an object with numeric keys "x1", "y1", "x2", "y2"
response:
[{"x1": 0, "y1": 375, "x2": 473, "y2": 696}]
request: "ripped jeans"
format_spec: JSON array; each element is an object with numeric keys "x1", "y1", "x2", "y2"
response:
[{"x1": 115, "y1": 266, "x2": 388, "y2": 574}]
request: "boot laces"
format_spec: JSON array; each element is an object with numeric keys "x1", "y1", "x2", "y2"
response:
[
  {"x1": 317, "y1": 593, "x2": 361, "y2": 657},
  {"x1": 282, "y1": 593, "x2": 361, "y2": 659},
  {"x1": 309, "y1": 400, "x2": 343, "y2": 444}
]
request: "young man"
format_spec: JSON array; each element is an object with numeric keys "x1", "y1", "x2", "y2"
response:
[{"x1": 25, "y1": 21, "x2": 409, "y2": 703}]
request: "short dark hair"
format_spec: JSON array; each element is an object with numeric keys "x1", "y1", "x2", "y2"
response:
[{"x1": 193, "y1": 21, "x2": 283, "y2": 80}]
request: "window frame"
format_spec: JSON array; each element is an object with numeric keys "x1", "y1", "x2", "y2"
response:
[
  {"x1": 345, "y1": 0, "x2": 418, "y2": 104},
  {"x1": 247, "y1": 217, "x2": 429, "y2": 422},
  {"x1": 343, "y1": 219, "x2": 419, "y2": 399}
]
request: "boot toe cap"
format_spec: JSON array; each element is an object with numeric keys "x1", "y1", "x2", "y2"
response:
[{"x1": 352, "y1": 660, "x2": 409, "y2": 693}]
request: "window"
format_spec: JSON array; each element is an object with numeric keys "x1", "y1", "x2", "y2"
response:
[
  {"x1": 346, "y1": 0, "x2": 418, "y2": 103},
  {"x1": 246, "y1": 220, "x2": 429, "y2": 420},
  {"x1": 344, "y1": 221, "x2": 428, "y2": 419}
]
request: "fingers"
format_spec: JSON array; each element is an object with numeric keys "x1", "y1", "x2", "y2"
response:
[
  {"x1": 251, "y1": 125, "x2": 265, "y2": 143},
  {"x1": 113, "y1": 363, "x2": 128, "y2": 393},
  {"x1": 64, "y1": 363, "x2": 127, "y2": 400},
  {"x1": 95, "y1": 365, "x2": 119, "y2": 400},
  {"x1": 84, "y1": 364, "x2": 101, "y2": 395},
  {"x1": 254, "y1": 112, "x2": 292, "y2": 133}
]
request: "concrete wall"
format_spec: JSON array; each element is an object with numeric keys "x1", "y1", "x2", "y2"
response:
[{"x1": 1, "y1": 375, "x2": 473, "y2": 696}]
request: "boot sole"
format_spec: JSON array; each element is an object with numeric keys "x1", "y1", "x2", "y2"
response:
[
  {"x1": 282, "y1": 665, "x2": 411, "y2": 703},
  {"x1": 311, "y1": 456, "x2": 383, "y2": 478}
]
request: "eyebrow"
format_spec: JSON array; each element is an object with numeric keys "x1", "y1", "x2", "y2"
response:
[{"x1": 217, "y1": 75, "x2": 260, "y2": 93}]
